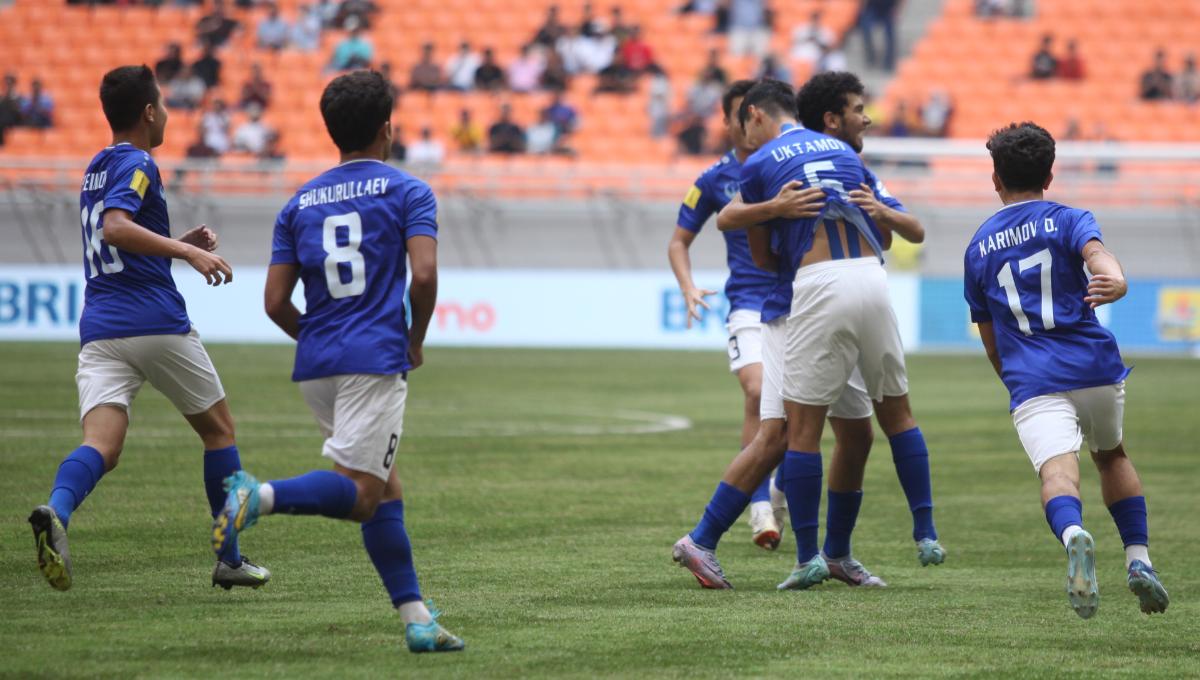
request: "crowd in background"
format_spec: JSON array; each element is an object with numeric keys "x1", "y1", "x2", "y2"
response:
[
  {"x1": 1140, "y1": 49, "x2": 1198, "y2": 103},
  {"x1": 0, "y1": 74, "x2": 54, "y2": 146}
]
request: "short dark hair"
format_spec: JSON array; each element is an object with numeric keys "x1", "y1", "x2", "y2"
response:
[
  {"x1": 987, "y1": 122, "x2": 1056, "y2": 192},
  {"x1": 737, "y1": 78, "x2": 795, "y2": 128},
  {"x1": 99, "y1": 65, "x2": 159, "y2": 133},
  {"x1": 795, "y1": 71, "x2": 864, "y2": 132},
  {"x1": 319, "y1": 70, "x2": 394, "y2": 153},
  {"x1": 721, "y1": 79, "x2": 756, "y2": 119}
]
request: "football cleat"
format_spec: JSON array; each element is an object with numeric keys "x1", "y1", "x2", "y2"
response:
[
  {"x1": 406, "y1": 605, "x2": 465, "y2": 653},
  {"x1": 749, "y1": 501, "x2": 781, "y2": 551},
  {"x1": 212, "y1": 556, "x2": 271, "y2": 590},
  {"x1": 917, "y1": 538, "x2": 946, "y2": 566},
  {"x1": 29, "y1": 505, "x2": 72, "y2": 591},
  {"x1": 1127, "y1": 560, "x2": 1169, "y2": 615},
  {"x1": 825, "y1": 553, "x2": 887, "y2": 588},
  {"x1": 672, "y1": 534, "x2": 732, "y2": 589},
  {"x1": 1065, "y1": 529, "x2": 1099, "y2": 619},
  {"x1": 777, "y1": 554, "x2": 830, "y2": 591},
  {"x1": 212, "y1": 471, "x2": 262, "y2": 557}
]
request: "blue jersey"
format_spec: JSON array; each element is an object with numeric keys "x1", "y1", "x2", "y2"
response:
[
  {"x1": 676, "y1": 151, "x2": 776, "y2": 315},
  {"x1": 738, "y1": 124, "x2": 884, "y2": 323},
  {"x1": 78, "y1": 143, "x2": 190, "y2": 345},
  {"x1": 963, "y1": 200, "x2": 1129, "y2": 409},
  {"x1": 271, "y1": 160, "x2": 438, "y2": 382}
]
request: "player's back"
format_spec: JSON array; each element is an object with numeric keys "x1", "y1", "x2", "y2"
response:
[
  {"x1": 78, "y1": 143, "x2": 189, "y2": 345},
  {"x1": 272, "y1": 159, "x2": 437, "y2": 382},
  {"x1": 965, "y1": 200, "x2": 1128, "y2": 408}
]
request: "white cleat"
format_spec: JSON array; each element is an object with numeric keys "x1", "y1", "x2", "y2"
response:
[
  {"x1": 749, "y1": 501, "x2": 781, "y2": 551},
  {"x1": 212, "y1": 557, "x2": 271, "y2": 590}
]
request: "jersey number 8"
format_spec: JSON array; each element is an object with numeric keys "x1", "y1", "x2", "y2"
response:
[{"x1": 322, "y1": 211, "x2": 366, "y2": 299}]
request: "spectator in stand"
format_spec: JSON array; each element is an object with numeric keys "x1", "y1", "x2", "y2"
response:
[
  {"x1": 543, "y1": 93, "x2": 578, "y2": 136},
  {"x1": 509, "y1": 44, "x2": 545, "y2": 93},
  {"x1": 727, "y1": 0, "x2": 769, "y2": 58},
  {"x1": 919, "y1": 90, "x2": 952, "y2": 137},
  {"x1": 314, "y1": 0, "x2": 339, "y2": 28},
  {"x1": 677, "y1": 114, "x2": 706, "y2": 155},
  {"x1": 526, "y1": 109, "x2": 560, "y2": 155},
  {"x1": 445, "y1": 41, "x2": 482, "y2": 91},
  {"x1": 195, "y1": 0, "x2": 240, "y2": 49},
  {"x1": 595, "y1": 54, "x2": 633, "y2": 93},
  {"x1": 1031, "y1": 34, "x2": 1057, "y2": 79},
  {"x1": 580, "y1": 2, "x2": 602, "y2": 37},
  {"x1": 240, "y1": 63, "x2": 272, "y2": 110},
  {"x1": 334, "y1": 0, "x2": 379, "y2": 30},
  {"x1": 816, "y1": 39, "x2": 848, "y2": 73},
  {"x1": 1140, "y1": 49, "x2": 1174, "y2": 100},
  {"x1": 474, "y1": 48, "x2": 507, "y2": 91},
  {"x1": 193, "y1": 45, "x2": 222, "y2": 89},
  {"x1": 408, "y1": 126, "x2": 445, "y2": 164},
  {"x1": 488, "y1": 104, "x2": 526, "y2": 154},
  {"x1": 450, "y1": 108, "x2": 485, "y2": 153},
  {"x1": 533, "y1": 5, "x2": 566, "y2": 48},
  {"x1": 259, "y1": 130, "x2": 286, "y2": 164},
  {"x1": 700, "y1": 48, "x2": 727, "y2": 86},
  {"x1": 390, "y1": 126, "x2": 407, "y2": 162},
  {"x1": 186, "y1": 119, "x2": 219, "y2": 159},
  {"x1": 379, "y1": 61, "x2": 401, "y2": 105},
  {"x1": 329, "y1": 21, "x2": 374, "y2": 72},
  {"x1": 257, "y1": 3, "x2": 290, "y2": 50},
  {"x1": 885, "y1": 99, "x2": 913, "y2": 137},
  {"x1": 19, "y1": 79, "x2": 53, "y2": 129},
  {"x1": 201, "y1": 98, "x2": 232, "y2": 155},
  {"x1": 565, "y1": 21, "x2": 618, "y2": 74},
  {"x1": 647, "y1": 64, "x2": 671, "y2": 137},
  {"x1": 1179, "y1": 53, "x2": 1198, "y2": 103},
  {"x1": 858, "y1": 0, "x2": 899, "y2": 71},
  {"x1": 619, "y1": 26, "x2": 656, "y2": 75},
  {"x1": 791, "y1": 9, "x2": 833, "y2": 64},
  {"x1": 685, "y1": 69, "x2": 722, "y2": 118},
  {"x1": 165, "y1": 65, "x2": 207, "y2": 110},
  {"x1": 155, "y1": 43, "x2": 185, "y2": 83},
  {"x1": 541, "y1": 50, "x2": 572, "y2": 92},
  {"x1": 291, "y1": 3, "x2": 323, "y2": 51},
  {"x1": 1057, "y1": 39, "x2": 1085, "y2": 80},
  {"x1": 1062, "y1": 117, "x2": 1083, "y2": 141},
  {"x1": 232, "y1": 104, "x2": 272, "y2": 155},
  {"x1": 756, "y1": 53, "x2": 790, "y2": 83},
  {"x1": 0, "y1": 74, "x2": 21, "y2": 144},
  {"x1": 410, "y1": 43, "x2": 443, "y2": 92},
  {"x1": 610, "y1": 6, "x2": 631, "y2": 41}
]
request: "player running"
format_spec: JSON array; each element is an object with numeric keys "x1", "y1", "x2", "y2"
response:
[
  {"x1": 964, "y1": 122, "x2": 1168, "y2": 618},
  {"x1": 668, "y1": 79, "x2": 824, "y2": 550},
  {"x1": 210, "y1": 71, "x2": 464, "y2": 652},
  {"x1": 28, "y1": 65, "x2": 269, "y2": 592}
]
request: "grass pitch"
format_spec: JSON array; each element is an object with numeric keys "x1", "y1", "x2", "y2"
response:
[{"x1": 1, "y1": 344, "x2": 1198, "y2": 678}]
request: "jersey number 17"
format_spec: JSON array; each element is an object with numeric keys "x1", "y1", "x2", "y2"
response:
[{"x1": 996, "y1": 248, "x2": 1056, "y2": 336}]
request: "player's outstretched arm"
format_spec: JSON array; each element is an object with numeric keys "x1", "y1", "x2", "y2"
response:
[
  {"x1": 667, "y1": 227, "x2": 715, "y2": 329},
  {"x1": 715, "y1": 183, "x2": 825, "y2": 232},
  {"x1": 264, "y1": 263, "x2": 301, "y2": 340},
  {"x1": 407, "y1": 235, "x2": 438, "y2": 370},
  {"x1": 976, "y1": 321, "x2": 1003, "y2": 378},
  {"x1": 848, "y1": 182, "x2": 924, "y2": 248},
  {"x1": 1082, "y1": 239, "x2": 1128, "y2": 308},
  {"x1": 102, "y1": 209, "x2": 232, "y2": 285}
]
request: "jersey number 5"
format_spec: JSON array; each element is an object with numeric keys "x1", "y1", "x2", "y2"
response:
[
  {"x1": 81, "y1": 200, "x2": 125, "y2": 278},
  {"x1": 323, "y1": 211, "x2": 366, "y2": 299},
  {"x1": 997, "y1": 248, "x2": 1055, "y2": 336}
]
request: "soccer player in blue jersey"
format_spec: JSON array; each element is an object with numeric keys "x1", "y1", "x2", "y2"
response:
[
  {"x1": 964, "y1": 122, "x2": 1168, "y2": 618},
  {"x1": 668, "y1": 79, "x2": 824, "y2": 551},
  {"x1": 28, "y1": 65, "x2": 270, "y2": 592},
  {"x1": 210, "y1": 71, "x2": 464, "y2": 652}
]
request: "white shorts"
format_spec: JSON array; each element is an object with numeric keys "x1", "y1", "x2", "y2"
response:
[
  {"x1": 759, "y1": 316, "x2": 873, "y2": 421},
  {"x1": 299, "y1": 373, "x2": 407, "y2": 482},
  {"x1": 76, "y1": 327, "x2": 225, "y2": 420},
  {"x1": 727, "y1": 308, "x2": 763, "y2": 374},
  {"x1": 1012, "y1": 382, "x2": 1126, "y2": 474},
  {"x1": 782, "y1": 258, "x2": 909, "y2": 408}
]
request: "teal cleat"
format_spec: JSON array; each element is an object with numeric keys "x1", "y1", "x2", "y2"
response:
[
  {"x1": 777, "y1": 554, "x2": 830, "y2": 591},
  {"x1": 406, "y1": 606, "x2": 465, "y2": 653},
  {"x1": 1127, "y1": 560, "x2": 1169, "y2": 615},
  {"x1": 917, "y1": 538, "x2": 946, "y2": 566},
  {"x1": 1065, "y1": 530, "x2": 1099, "y2": 619},
  {"x1": 211, "y1": 471, "x2": 262, "y2": 557}
]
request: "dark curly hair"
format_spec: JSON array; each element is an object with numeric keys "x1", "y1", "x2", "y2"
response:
[
  {"x1": 737, "y1": 78, "x2": 796, "y2": 129},
  {"x1": 721, "y1": 79, "x2": 757, "y2": 119},
  {"x1": 320, "y1": 70, "x2": 394, "y2": 153},
  {"x1": 987, "y1": 122, "x2": 1056, "y2": 192},
  {"x1": 99, "y1": 65, "x2": 160, "y2": 133},
  {"x1": 795, "y1": 71, "x2": 864, "y2": 133}
]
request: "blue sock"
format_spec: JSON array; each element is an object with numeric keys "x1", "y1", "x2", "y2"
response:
[
  {"x1": 689, "y1": 482, "x2": 751, "y2": 550},
  {"x1": 889, "y1": 427, "x2": 937, "y2": 542},
  {"x1": 361, "y1": 500, "x2": 422, "y2": 607},
  {"x1": 270, "y1": 470, "x2": 357, "y2": 519},
  {"x1": 1044, "y1": 495, "x2": 1084, "y2": 544},
  {"x1": 1107, "y1": 496, "x2": 1149, "y2": 549},
  {"x1": 822, "y1": 490, "x2": 863, "y2": 560},
  {"x1": 750, "y1": 475, "x2": 772, "y2": 504},
  {"x1": 782, "y1": 451, "x2": 822, "y2": 563},
  {"x1": 204, "y1": 446, "x2": 242, "y2": 564},
  {"x1": 48, "y1": 445, "x2": 107, "y2": 529}
]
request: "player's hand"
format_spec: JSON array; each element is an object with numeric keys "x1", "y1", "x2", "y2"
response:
[
  {"x1": 186, "y1": 246, "x2": 233, "y2": 286},
  {"x1": 1085, "y1": 274, "x2": 1127, "y2": 308},
  {"x1": 408, "y1": 343, "x2": 424, "y2": 370},
  {"x1": 179, "y1": 224, "x2": 219, "y2": 252},
  {"x1": 683, "y1": 287, "x2": 715, "y2": 329},
  {"x1": 849, "y1": 183, "x2": 886, "y2": 219},
  {"x1": 771, "y1": 180, "x2": 824, "y2": 219}
]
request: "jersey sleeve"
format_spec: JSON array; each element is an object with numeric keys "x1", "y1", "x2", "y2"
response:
[
  {"x1": 102, "y1": 154, "x2": 155, "y2": 215},
  {"x1": 963, "y1": 249, "x2": 992, "y2": 322},
  {"x1": 403, "y1": 181, "x2": 438, "y2": 240},
  {"x1": 269, "y1": 202, "x2": 298, "y2": 265},
  {"x1": 675, "y1": 173, "x2": 716, "y2": 233},
  {"x1": 863, "y1": 166, "x2": 906, "y2": 212},
  {"x1": 1066, "y1": 209, "x2": 1103, "y2": 254}
]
